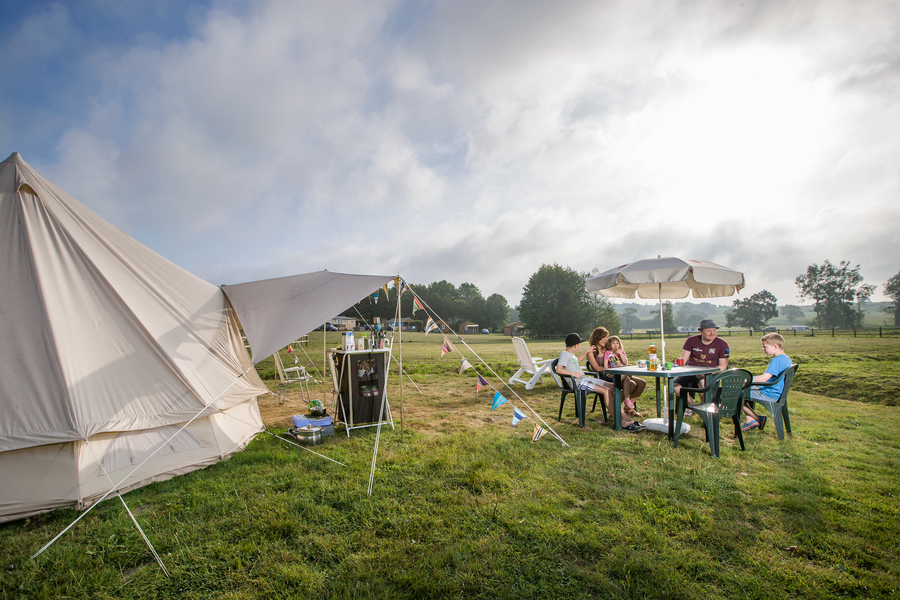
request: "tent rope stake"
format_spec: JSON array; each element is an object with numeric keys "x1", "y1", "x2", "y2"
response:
[{"x1": 33, "y1": 364, "x2": 259, "y2": 561}]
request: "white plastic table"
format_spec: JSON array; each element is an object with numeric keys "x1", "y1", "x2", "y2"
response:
[{"x1": 604, "y1": 365, "x2": 720, "y2": 437}]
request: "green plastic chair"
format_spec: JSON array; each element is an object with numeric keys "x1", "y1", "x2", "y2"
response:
[
  {"x1": 551, "y1": 358, "x2": 587, "y2": 427},
  {"x1": 742, "y1": 364, "x2": 798, "y2": 440},
  {"x1": 583, "y1": 370, "x2": 609, "y2": 422},
  {"x1": 673, "y1": 369, "x2": 752, "y2": 458}
]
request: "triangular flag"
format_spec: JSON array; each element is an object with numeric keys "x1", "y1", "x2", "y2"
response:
[
  {"x1": 414, "y1": 296, "x2": 425, "y2": 312},
  {"x1": 425, "y1": 317, "x2": 439, "y2": 334},
  {"x1": 512, "y1": 408, "x2": 526, "y2": 427},
  {"x1": 287, "y1": 344, "x2": 294, "y2": 353},
  {"x1": 491, "y1": 391, "x2": 508, "y2": 411},
  {"x1": 294, "y1": 356, "x2": 299, "y2": 364},
  {"x1": 476, "y1": 374, "x2": 488, "y2": 393},
  {"x1": 459, "y1": 358, "x2": 473, "y2": 375},
  {"x1": 382, "y1": 283, "x2": 390, "y2": 301},
  {"x1": 532, "y1": 424, "x2": 547, "y2": 443},
  {"x1": 441, "y1": 336, "x2": 456, "y2": 357},
  {"x1": 373, "y1": 290, "x2": 379, "y2": 303}
]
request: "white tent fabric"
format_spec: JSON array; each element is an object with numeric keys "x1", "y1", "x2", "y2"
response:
[
  {"x1": 222, "y1": 270, "x2": 395, "y2": 363},
  {"x1": 0, "y1": 152, "x2": 267, "y2": 522}
]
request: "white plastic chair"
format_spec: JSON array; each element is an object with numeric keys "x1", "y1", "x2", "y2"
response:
[
  {"x1": 508, "y1": 337, "x2": 557, "y2": 390},
  {"x1": 273, "y1": 350, "x2": 312, "y2": 405}
]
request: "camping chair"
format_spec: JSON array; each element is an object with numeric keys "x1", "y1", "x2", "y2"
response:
[
  {"x1": 273, "y1": 350, "x2": 312, "y2": 406},
  {"x1": 508, "y1": 337, "x2": 555, "y2": 390},
  {"x1": 551, "y1": 358, "x2": 587, "y2": 428},
  {"x1": 673, "y1": 369, "x2": 752, "y2": 458},
  {"x1": 742, "y1": 364, "x2": 798, "y2": 440},
  {"x1": 583, "y1": 369, "x2": 609, "y2": 423}
]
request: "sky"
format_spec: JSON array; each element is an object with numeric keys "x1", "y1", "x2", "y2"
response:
[{"x1": 2, "y1": 0, "x2": 898, "y2": 310}]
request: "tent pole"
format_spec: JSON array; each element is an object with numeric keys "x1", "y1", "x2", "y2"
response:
[
  {"x1": 323, "y1": 323, "x2": 327, "y2": 404},
  {"x1": 398, "y1": 285, "x2": 404, "y2": 435}
]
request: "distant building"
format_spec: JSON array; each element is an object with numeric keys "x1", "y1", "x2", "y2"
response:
[
  {"x1": 459, "y1": 321, "x2": 479, "y2": 334},
  {"x1": 504, "y1": 322, "x2": 525, "y2": 336},
  {"x1": 331, "y1": 316, "x2": 358, "y2": 330}
]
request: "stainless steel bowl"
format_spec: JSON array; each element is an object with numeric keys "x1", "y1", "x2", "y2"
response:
[
  {"x1": 309, "y1": 406, "x2": 327, "y2": 417},
  {"x1": 291, "y1": 426, "x2": 322, "y2": 445}
]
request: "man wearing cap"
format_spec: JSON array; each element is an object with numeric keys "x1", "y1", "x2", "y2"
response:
[{"x1": 673, "y1": 319, "x2": 730, "y2": 403}]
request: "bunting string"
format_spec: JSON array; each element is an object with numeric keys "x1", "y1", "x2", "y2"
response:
[{"x1": 404, "y1": 287, "x2": 567, "y2": 447}]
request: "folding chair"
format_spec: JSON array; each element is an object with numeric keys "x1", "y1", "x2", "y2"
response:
[
  {"x1": 273, "y1": 350, "x2": 312, "y2": 405},
  {"x1": 508, "y1": 337, "x2": 555, "y2": 390}
]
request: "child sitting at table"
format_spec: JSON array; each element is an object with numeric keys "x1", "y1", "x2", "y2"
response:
[
  {"x1": 603, "y1": 336, "x2": 646, "y2": 417},
  {"x1": 560, "y1": 332, "x2": 643, "y2": 431},
  {"x1": 741, "y1": 333, "x2": 792, "y2": 432}
]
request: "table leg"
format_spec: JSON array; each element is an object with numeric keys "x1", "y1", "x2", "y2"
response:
[
  {"x1": 667, "y1": 378, "x2": 676, "y2": 440},
  {"x1": 655, "y1": 378, "x2": 661, "y2": 418},
  {"x1": 613, "y1": 375, "x2": 623, "y2": 430}
]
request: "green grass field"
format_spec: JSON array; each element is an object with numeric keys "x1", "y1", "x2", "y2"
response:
[{"x1": 2, "y1": 333, "x2": 899, "y2": 599}]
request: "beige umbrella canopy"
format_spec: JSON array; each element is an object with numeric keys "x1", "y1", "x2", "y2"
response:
[
  {"x1": 585, "y1": 256, "x2": 746, "y2": 301},
  {"x1": 585, "y1": 256, "x2": 745, "y2": 433}
]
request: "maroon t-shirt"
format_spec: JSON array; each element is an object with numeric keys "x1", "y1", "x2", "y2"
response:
[{"x1": 682, "y1": 335, "x2": 729, "y2": 367}]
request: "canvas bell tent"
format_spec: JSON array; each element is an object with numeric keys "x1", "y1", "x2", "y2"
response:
[
  {"x1": 0, "y1": 152, "x2": 399, "y2": 524},
  {"x1": 0, "y1": 152, "x2": 271, "y2": 523}
]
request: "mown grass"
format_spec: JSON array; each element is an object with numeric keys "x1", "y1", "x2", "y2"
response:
[{"x1": 2, "y1": 333, "x2": 899, "y2": 599}]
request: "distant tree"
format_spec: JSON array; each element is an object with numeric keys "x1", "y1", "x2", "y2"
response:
[
  {"x1": 686, "y1": 314, "x2": 706, "y2": 328},
  {"x1": 517, "y1": 264, "x2": 617, "y2": 337},
  {"x1": 795, "y1": 260, "x2": 864, "y2": 328},
  {"x1": 883, "y1": 270, "x2": 900, "y2": 326},
  {"x1": 621, "y1": 307, "x2": 638, "y2": 329},
  {"x1": 725, "y1": 290, "x2": 778, "y2": 329},
  {"x1": 650, "y1": 301, "x2": 676, "y2": 334},
  {"x1": 854, "y1": 283, "x2": 877, "y2": 328},
  {"x1": 594, "y1": 297, "x2": 621, "y2": 335},
  {"x1": 458, "y1": 282, "x2": 486, "y2": 325},
  {"x1": 483, "y1": 293, "x2": 510, "y2": 332},
  {"x1": 782, "y1": 305, "x2": 805, "y2": 324}
]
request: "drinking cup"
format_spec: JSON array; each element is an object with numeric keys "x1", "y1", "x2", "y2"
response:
[
  {"x1": 665, "y1": 362, "x2": 673, "y2": 370},
  {"x1": 637, "y1": 360, "x2": 647, "y2": 368},
  {"x1": 675, "y1": 358, "x2": 685, "y2": 366}
]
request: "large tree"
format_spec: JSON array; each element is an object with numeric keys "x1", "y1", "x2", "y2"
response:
[
  {"x1": 517, "y1": 264, "x2": 618, "y2": 337},
  {"x1": 883, "y1": 270, "x2": 900, "y2": 326},
  {"x1": 795, "y1": 260, "x2": 864, "y2": 328},
  {"x1": 726, "y1": 290, "x2": 779, "y2": 329},
  {"x1": 650, "y1": 301, "x2": 676, "y2": 333},
  {"x1": 483, "y1": 293, "x2": 510, "y2": 332}
]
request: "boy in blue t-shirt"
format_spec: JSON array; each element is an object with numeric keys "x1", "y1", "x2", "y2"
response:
[{"x1": 742, "y1": 333, "x2": 792, "y2": 432}]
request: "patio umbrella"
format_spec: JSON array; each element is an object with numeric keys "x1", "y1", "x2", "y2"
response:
[{"x1": 585, "y1": 256, "x2": 745, "y2": 432}]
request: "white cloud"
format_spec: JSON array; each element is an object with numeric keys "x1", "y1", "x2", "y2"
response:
[{"x1": 4, "y1": 0, "x2": 899, "y2": 308}]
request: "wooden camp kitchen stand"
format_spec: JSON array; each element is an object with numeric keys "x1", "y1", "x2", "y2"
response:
[{"x1": 328, "y1": 348, "x2": 394, "y2": 437}]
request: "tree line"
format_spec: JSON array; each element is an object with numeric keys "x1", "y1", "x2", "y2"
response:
[
  {"x1": 513, "y1": 260, "x2": 900, "y2": 337},
  {"x1": 346, "y1": 280, "x2": 511, "y2": 332},
  {"x1": 727, "y1": 260, "x2": 899, "y2": 329}
]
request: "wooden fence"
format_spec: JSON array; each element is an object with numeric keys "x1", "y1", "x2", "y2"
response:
[{"x1": 530, "y1": 327, "x2": 900, "y2": 341}]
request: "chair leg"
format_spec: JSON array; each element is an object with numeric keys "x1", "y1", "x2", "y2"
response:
[
  {"x1": 673, "y1": 405, "x2": 686, "y2": 448},
  {"x1": 761, "y1": 400, "x2": 786, "y2": 440},
  {"x1": 709, "y1": 416, "x2": 720, "y2": 458},
  {"x1": 733, "y1": 414, "x2": 745, "y2": 451},
  {"x1": 557, "y1": 391, "x2": 566, "y2": 421},
  {"x1": 781, "y1": 402, "x2": 792, "y2": 436}
]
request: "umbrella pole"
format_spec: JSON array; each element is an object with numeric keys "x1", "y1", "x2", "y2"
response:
[{"x1": 659, "y1": 283, "x2": 667, "y2": 418}]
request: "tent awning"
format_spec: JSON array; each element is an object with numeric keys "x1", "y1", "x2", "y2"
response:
[{"x1": 222, "y1": 271, "x2": 395, "y2": 363}]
